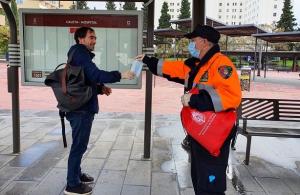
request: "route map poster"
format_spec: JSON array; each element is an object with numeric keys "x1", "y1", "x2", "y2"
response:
[{"x1": 19, "y1": 9, "x2": 143, "y2": 88}]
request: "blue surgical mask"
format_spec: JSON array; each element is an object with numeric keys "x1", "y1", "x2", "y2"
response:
[{"x1": 188, "y1": 42, "x2": 200, "y2": 58}]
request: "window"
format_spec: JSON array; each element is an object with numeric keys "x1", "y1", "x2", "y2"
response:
[
  {"x1": 274, "y1": 4, "x2": 277, "y2": 8},
  {"x1": 239, "y1": 15, "x2": 242, "y2": 19},
  {"x1": 240, "y1": 3, "x2": 243, "y2": 6},
  {"x1": 170, "y1": 3, "x2": 174, "y2": 6},
  {"x1": 219, "y1": 15, "x2": 222, "y2": 19},
  {"x1": 177, "y1": 3, "x2": 180, "y2": 6},
  {"x1": 227, "y1": 3, "x2": 229, "y2": 6},
  {"x1": 170, "y1": 9, "x2": 174, "y2": 12},
  {"x1": 273, "y1": 13, "x2": 277, "y2": 16},
  {"x1": 219, "y1": 3, "x2": 222, "y2": 6},
  {"x1": 227, "y1": 9, "x2": 229, "y2": 12},
  {"x1": 172, "y1": 15, "x2": 174, "y2": 18},
  {"x1": 219, "y1": 9, "x2": 222, "y2": 12},
  {"x1": 240, "y1": 9, "x2": 242, "y2": 12}
]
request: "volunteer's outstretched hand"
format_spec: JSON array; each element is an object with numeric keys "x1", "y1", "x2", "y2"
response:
[{"x1": 121, "y1": 70, "x2": 135, "y2": 80}]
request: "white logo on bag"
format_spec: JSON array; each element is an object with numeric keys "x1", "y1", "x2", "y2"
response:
[{"x1": 191, "y1": 111, "x2": 205, "y2": 124}]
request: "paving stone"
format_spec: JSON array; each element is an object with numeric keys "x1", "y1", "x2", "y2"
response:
[
  {"x1": 88, "y1": 141, "x2": 113, "y2": 159},
  {"x1": 130, "y1": 142, "x2": 144, "y2": 160},
  {"x1": 29, "y1": 167, "x2": 66, "y2": 195},
  {"x1": 268, "y1": 166, "x2": 300, "y2": 193},
  {"x1": 99, "y1": 129, "x2": 119, "y2": 142},
  {"x1": 243, "y1": 192, "x2": 267, "y2": 195},
  {"x1": 152, "y1": 137, "x2": 172, "y2": 172},
  {"x1": 0, "y1": 181, "x2": 37, "y2": 195},
  {"x1": 256, "y1": 177, "x2": 294, "y2": 194},
  {"x1": 9, "y1": 141, "x2": 58, "y2": 167},
  {"x1": 121, "y1": 185, "x2": 150, "y2": 195},
  {"x1": 151, "y1": 172, "x2": 180, "y2": 195},
  {"x1": 180, "y1": 188, "x2": 195, "y2": 195},
  {"x1": 0, "y1": 145, "x2": 8, "y2": 152},
  {"x1": 119, "y1": 121, "x2": 137, "y2": 135},
  {"x1": 0, "y1": 154, "x2": 14, "y2": 169},
  {"x1": 17, "y1": 141, "x2": 66, "y2": 181},
  {"x1": 54, "y1": 154, "x2": 69, "y2": 168},
  {"x1": 124, "y1": 160, "x2": 151, "y2": 186},
  {"x1": 103, "y1": 158, "x2": 129, "y2": 171},
  {"x1": 245, "y1": 159, "x2": 275, "y2": 178},
  {"x1": 92, "y1": 183, "x2": 122, "y2": 195},
  {"x1": 81, "y1": 157, "x2": 105, "y2": 170},
  {"x1": 0, "y1": 166, "x2": 25, "y2": 190},
  {"x1": 113, "y1": 136, "x2": 134, "y2": 150},
  {"x1": 134, "y1": 130, "x2": 144, "y2": 143},
  {"x1": 97, "y1": 170, "x2": 126, "y2": 184}
]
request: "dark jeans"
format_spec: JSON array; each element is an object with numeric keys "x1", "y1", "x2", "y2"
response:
[
  {"x1": 190, "y1": 127, "x2": 236, "y2": 195},
  {"x1": 66, "y1": 111, "x2": 94, "y2": 187}
]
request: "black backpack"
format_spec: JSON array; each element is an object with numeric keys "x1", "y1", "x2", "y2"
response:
[{"x1": 44, "y1": 49, "x2": 93, "y2": 147}]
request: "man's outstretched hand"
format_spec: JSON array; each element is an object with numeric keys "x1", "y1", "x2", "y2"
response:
[{"x1": 121, "y1": 70, "x2": 135, "y2": 80}]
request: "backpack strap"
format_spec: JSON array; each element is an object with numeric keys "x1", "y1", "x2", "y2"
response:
[
  {"x1": 59, "y1": 110, "x2": 67, "y2": 148},
  {"x1": 62, "y1": 49, "x2": 78, "y2": 95}
]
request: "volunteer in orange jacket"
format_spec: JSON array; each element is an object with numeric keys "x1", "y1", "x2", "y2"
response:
[{"x1": 136, "y1": 25, "x2": 241, "y2": 195}]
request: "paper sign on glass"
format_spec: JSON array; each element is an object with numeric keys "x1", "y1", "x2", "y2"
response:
[{"x1": 131, "y1": 60, "x2": 143, "y2": 77}]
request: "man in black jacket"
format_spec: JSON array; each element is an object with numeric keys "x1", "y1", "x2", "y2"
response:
[{"x1": 64, "y1": 27, "x2": 134, "y2": 195}]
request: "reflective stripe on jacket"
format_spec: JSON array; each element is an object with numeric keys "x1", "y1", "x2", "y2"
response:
[{"x1": 157, "y1": 53, "x2": 241, "y2": 111}]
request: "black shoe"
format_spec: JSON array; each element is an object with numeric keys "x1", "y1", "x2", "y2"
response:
[
  {"x1": 181, "y1": 135, "x2": 191, "y2": 153},
  {"x1": 64, "y1": 183, "x2": 92, "y2": 195},
  {"x1": 80, "y1": 173, "x2": 94, "y2": 184}
]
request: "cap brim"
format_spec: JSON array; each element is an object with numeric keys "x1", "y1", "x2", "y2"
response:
[{"x1": 184, "y1": 32, "x2": 197, "y2": 39}]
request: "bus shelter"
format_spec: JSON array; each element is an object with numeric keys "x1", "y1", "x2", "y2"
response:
[
  {"x1": 252, "y1": 31, "x2": 300, "y2": 78},
  {"x1": 214, "y1": 24, "x2": 267, "y2": 80}
]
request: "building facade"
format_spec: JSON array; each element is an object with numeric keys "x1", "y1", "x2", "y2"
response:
[
  {"x1": 16, "y1": 0, "x2": 73, "y2": 9},
  {"x1": 154, "y1": 0, "x2": 295, "y2": 28},
  {"x1": 207, "y1": 0, "x2": 290, "y2": 26}
]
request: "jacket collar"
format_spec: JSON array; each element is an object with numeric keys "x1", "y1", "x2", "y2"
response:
[{"x1": 76, "y1": 44, "x2": 95, "y2": 59}]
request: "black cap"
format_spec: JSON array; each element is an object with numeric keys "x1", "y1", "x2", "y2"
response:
[{"x1": 184, "y1": 24, "x2": 220, "y2": 44}]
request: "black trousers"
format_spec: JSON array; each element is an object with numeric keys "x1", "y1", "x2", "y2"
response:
[{"x1": 190, "y1": 127, "x2": 236, "y2": 195}]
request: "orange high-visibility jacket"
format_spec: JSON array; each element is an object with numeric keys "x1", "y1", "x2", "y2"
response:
[{"x1": 156, "y1": 53, "x2": 241, "y2": 112}]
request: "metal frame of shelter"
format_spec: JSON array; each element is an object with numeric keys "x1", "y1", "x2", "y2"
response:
[
  {"x1": 252, "y1": 31, "x2": 300, "y2": 78},
  {"x1": 214, "y1": 24, "x2": 267, "y2": 80},
  {"x1": 0, "y1": 0, "x2": 206, "y2": 157},
  {"x1": 170, "y1": 17, "x2": 226, "y2": 29}
]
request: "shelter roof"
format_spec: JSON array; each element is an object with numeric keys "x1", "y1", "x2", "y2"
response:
[
  {"x1": 215, "y1": 24, "x2": 267, "y2": 37},
  {"x1": 252, "y1": 31, "x2": 300, "y2": 43},
  {"x1": 170, "y1": 17, "x2": 226, "y2": 28},
  {"x1": 154, "y1": 28, "x2": 185, "y2": 38}
]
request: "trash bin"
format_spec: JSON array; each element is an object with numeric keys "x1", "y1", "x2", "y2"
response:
[{"x1": 240, "y1": 66, "x2": 251, "y2": 91}]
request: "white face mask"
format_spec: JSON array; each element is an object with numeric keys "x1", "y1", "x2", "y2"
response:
[{"x1": 188, "y1": 42, "x2": 200, "y2": 58}]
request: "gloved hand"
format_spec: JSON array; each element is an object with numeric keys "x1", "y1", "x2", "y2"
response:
[
  {"x1": 181, "y1": 93, "x2": 192, "y2": 106},
  {"x1": 121, "y1": 70, "x2": 135, "y2": 80},
  {"x1": 135, "y1": 54, "x2": 145, "y2": 61}
]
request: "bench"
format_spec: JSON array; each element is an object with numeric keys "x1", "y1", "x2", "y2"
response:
[{"x1": 232, "y1": 98, "x2": 300, "y2": 165}]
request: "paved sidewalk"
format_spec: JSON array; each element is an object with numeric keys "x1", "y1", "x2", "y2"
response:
[
  {"x1": 0, "y1": 110, "x2": 300, "y2": 195},
  {"x1": 1, "y1": 63, "x2": 300, "y2": 194}
]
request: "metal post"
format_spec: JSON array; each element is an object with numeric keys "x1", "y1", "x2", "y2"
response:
[
  {"x1": 253, "y1": 37, "x2": 257, "y2": 81},
  {"x1": 1, "y1": 1, "x2": 20, "y2": 153},
  {"x1": 192, "y1": 0, "x2": 205, "y2": 28},
  {"x1": 144, "y1": 0, "x2": 154, "y2": 159},
  {"x1": 225, "y1": 36, "x2": 228, "y2": 55},
  {"x1": 264, "y1": 42, "x2": 268, "y2": 78}
]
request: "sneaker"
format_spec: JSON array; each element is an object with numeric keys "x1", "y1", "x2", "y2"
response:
[
  {"x1": 181, "y1": 135, "x2": 191, "y2": 153},
  {"x1": 64, "y1": 183, "x2": 92, "y2": 195},
  {"x1": 80, "y1": 173, "x2": 94, "y2": 184}
]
